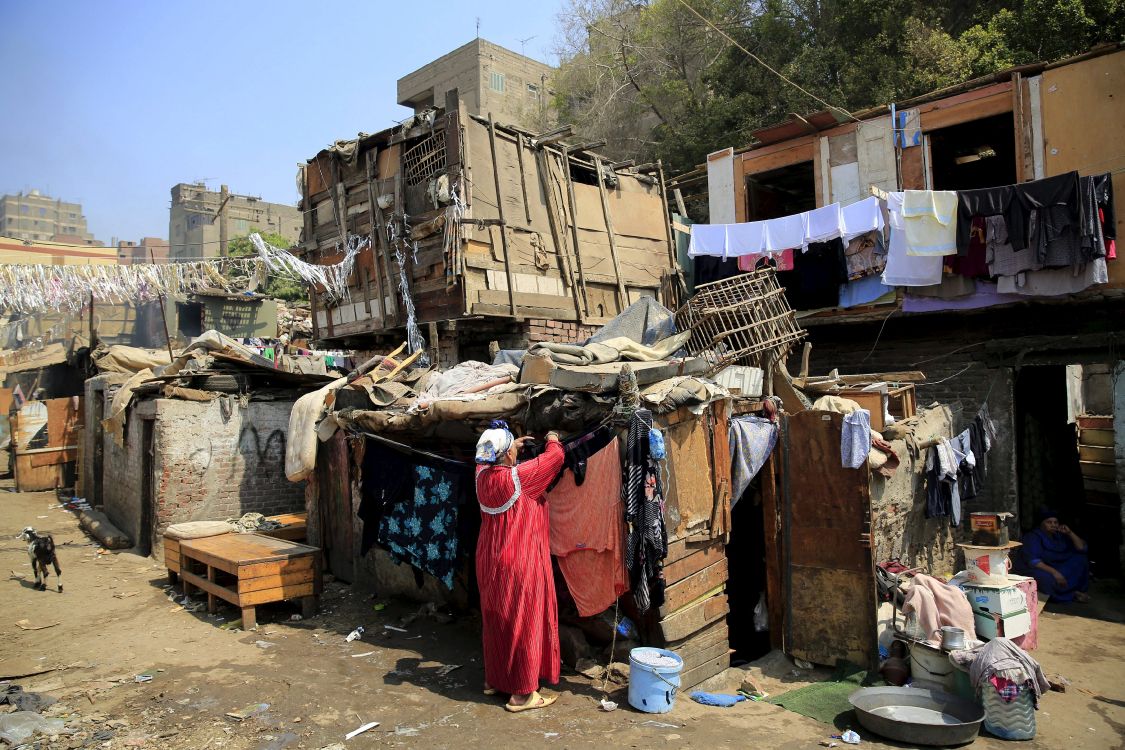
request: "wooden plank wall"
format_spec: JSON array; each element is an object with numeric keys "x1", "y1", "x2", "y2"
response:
[
  {"x1": 303, "y1": 108, "x2": 676, "y2": 341},
  {"x1": 653, "y1": 401, "x2": 734, "y2": 689}
]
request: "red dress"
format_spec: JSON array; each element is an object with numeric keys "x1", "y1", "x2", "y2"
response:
[{"x1": 475, "y1": 439, "x2": 565, "y2": 695}]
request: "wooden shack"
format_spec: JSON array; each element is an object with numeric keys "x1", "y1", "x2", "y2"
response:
[{"x1": 299, "y1": 100, "x2": 680, "y2": 364}]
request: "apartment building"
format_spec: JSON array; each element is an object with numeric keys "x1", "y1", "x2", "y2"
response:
[
  {"x1": 397, "y1": 38, "x2": 555, "y2": 131},
  {"x1": 0, "y1": 189, "x2": 99, "y2": 244},
  {"x1": 168, "y1": 182, "x2": 301, "y2": 261}
]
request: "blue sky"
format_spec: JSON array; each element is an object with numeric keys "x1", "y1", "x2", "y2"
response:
[{"x1": 0, "y1": 1, "x2": 564, "y2": 244}]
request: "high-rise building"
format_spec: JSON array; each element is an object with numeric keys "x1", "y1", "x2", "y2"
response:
[
  {"x1": 397, "y1": 38, "x2": 555, "y2": 132},
  {"x1": 0, "y1": 189, "x2": 99, "y2": 244},
  {"x1": 168, "y1": 182, "x2": 302, "y2": 261}
]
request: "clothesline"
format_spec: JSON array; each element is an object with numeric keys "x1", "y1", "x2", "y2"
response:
[{"x1": 0, "y1": 232, "x2": 364, "y2": 314}]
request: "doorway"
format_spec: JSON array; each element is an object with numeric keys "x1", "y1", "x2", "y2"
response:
[
  {"x1": 1014, "y1": 365, "x2": 1120, "y2": 577},
  {"x1": 745, "y1": 162, "x2": 817, "y2": 221},
  {"x1": 928, "y1": 113, "x2": 1018, "y2": 191},
  {"x1": 140, "y1": 419, "x2": 155, "y2": 557}
]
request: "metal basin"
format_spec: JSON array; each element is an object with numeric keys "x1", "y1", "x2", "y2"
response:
[{"x1": 849, "y1": 687, "x2": 984, "y2": 746}]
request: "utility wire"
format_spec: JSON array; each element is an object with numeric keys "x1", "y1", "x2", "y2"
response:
[{"x1": 672, "y1": 0, "x2": 860, "y2": 123}]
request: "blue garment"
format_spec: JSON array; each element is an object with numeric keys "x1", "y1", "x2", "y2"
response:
[
  {"x1": 377, "y1": 462, "x2": 469, "y2": 589},
  {"x1": 690, "y1": 691, "x2": 747, "y2": 707},
  {"x1": 841, "y1": 409, "x2": 871, "y2": 469},
  {"x1": 1018, "y1": 528, "x2": 1089, "y2": 602},
  {"x1": 838, "y1": 274, "x2": 893, "y2": 308}
]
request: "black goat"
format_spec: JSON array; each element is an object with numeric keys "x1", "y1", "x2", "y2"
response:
[{"x1": 20, "y1": 527, "x2": 62, "y2": 592}]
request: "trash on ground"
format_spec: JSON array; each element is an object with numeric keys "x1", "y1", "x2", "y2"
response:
[
  {"x1": 255, "y1": 640, "x2": 277, "y2": 649},
  {"x1": 639, "y1": 720, "x2": 679, "y2": 728},
  {"x1": 435, "y1": 664, "x2": 461, "y2": 676},
  {"x1": 226, "y1": 703, "x2": 270, "y2": 721},
  {"x1": 14, "y1": 619, "x2": 60, "y2": 631},
  {"x1": 0, "y1": 711, "x2": 67, "y2": 745},
  {"x1": 344, "y1": 721, "x2": 379, "y2": 740},
  {"x1": 383, "y1": 625, "x2": 408, "y2": 633},
  {"x1": 794, "y1": 658, "x2": 814, "y2": 669},
  {"x1": 350, "y1": 651, "x2": 376, "y2": 658},
  {"x1": 833, "y1": 729, "x2": 861, "y2": 744},
  {"x1": 220, "y1": 619, "x2": 244, "y2": 631},
  {"x1": 373, "y1": 603, "x2": 386, "y2": 612},
  {"x1": 289, "y1": 614, "x2": 303, "y2": 622},
  {"x1": 599, "y1": 698, "x2": 618, "y2": 711},
  {"x1": 346, "y1": 626, "x2": 365, "y2": 642},
  {"x1": 0, "y1": 684, "x2": 58, "y2": 713}
]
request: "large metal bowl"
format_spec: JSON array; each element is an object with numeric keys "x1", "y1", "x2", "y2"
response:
[{"x1": 848, "y1": 686, "x2": 984, "y2": 746}]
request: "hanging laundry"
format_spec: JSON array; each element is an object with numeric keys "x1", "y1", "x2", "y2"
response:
[
  {"x1": 882, "y1": 192, "x2": 944, "y2": 286},
  {"x1": 903, "y1": 190, "x2": 959, "y2": 256},
  {"x1": 377, "y1": 459, "x2": 471, "y2": 589},
  {"x1": 1092, "y1": 172, "x2": 1115, "y2": 258},
  {"x1": 1013, "y1": 171, "x2": 1081, "y2": 267},
  {"x1": 781, "y1": 238, "x2": 847, "y2": 310},
  {"x1": 841, "y1": 196, "x2": 885, "y2": 242},
  {"x1": 358, "y1": 442, "x2": 415, "y2": 556},
  {"x1": 838, "y1": 274, "x2": 894, "y2": 309},
  {"x1": 841, "y1": 409, "x2": 871, "y2": 469},
  {"x1": 844, "y1": 230, "x2": 887, "y2": 280},
  {"x1": 803, "y1": 203, "x2": 844, "y2": 244},
  {"x1": 957, "y1": 184, "x2": 1020, "y2": 253},
  {"x1": 548, "y1": 437, "x2": 629, "y2": 617},
  {"x1": 729, "y1": 416, "x2": 778, "y2": 506},
  {"x1": 764, "y1": 213, "x2": 805, "y2": 251},
  {"x1": 985, "y1": 215, "x2": 1041, "y2": 277},
  {"x1": 623, "y1": 409, "x2": 667, "y2": 614},
  {"x1": 925, "y1": 439, "x2": 960, "y2": 523},
  {"x1": 996, "y1": 257, "x2": 1107, "y2": 296},
  {"x1": 946, "y1": 217, "x2": 990, "y2": 277},
  {"x1": 737, "y1": 248, "x2": 795, "y2": 274}
]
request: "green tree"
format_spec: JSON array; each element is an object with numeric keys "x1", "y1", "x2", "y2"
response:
[
  {"x1": 555, "y1": 0, "x2": 1125, "y2": 177},
  {"x1": 227, "y1": 232, "x2": 309, "y2": 302}
]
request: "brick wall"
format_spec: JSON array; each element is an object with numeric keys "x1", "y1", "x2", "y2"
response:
[
  {"x1": 526, "y1": 318, "x2": 598, "y2": 345},
  {"x1": 151, "y1": 398, "x2": 303, "y2": 543},
  {"x1": 101, "y1": 395, "x2": 304, "y2": 555}
]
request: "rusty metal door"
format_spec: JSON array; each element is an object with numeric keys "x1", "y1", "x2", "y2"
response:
[{"x1": 781, "y1": 410, "x2": 877, "y2": 668}]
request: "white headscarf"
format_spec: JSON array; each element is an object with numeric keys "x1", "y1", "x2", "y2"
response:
[{"x1": 475, "y1": 420, "x2": 514, "y2": 464}]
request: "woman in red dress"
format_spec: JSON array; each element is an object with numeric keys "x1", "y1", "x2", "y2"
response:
[{"x1": 474, "y1": 422, "x2": 565, "y2": 712}]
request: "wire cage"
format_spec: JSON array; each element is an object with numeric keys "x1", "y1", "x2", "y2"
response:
[{"x1": 674, "y1": 268, "x2": 806, "y2": 373}]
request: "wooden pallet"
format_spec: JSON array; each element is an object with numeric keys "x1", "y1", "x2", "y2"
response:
[{"x1": 173, "y1": 533, "x2": 320, "y2": 629}]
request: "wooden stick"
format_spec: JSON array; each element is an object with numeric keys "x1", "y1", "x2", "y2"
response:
[
  {"x1": 150, "y1": 248, "x2": 175, "y2": 362},
  {"x1": 363, "y1": 150, "x2": 388, "y2": 326},
  {"x1": 593, "y1": 155, "x2": 628, "y2": 311},
  {"x1": 486, "y1": 113, "x2": 517, "y2": 317},
  {"x1": 560, "y1": 146, "x2": 590, "y2": 315}
]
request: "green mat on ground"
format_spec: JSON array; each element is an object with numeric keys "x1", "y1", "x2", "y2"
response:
[{"x1": 766, "y1": 660, "x2": 884, "y2": 727}]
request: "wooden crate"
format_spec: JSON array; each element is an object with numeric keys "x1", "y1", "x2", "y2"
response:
[{"x1": 175, "y1": 533, "x2": 320, "y2": 629}]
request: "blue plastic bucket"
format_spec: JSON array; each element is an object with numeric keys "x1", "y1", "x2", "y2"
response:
[{"x1": 628, "y1": 647, "x2": 684, "y2": 713}]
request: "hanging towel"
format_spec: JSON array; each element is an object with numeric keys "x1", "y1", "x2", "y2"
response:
[
  {"x1": 839, "y1": 275, "x2": 894, "y2": 309},
  {"x1": 903, "y1": 190, "x2": 959, "y2": 256},
  {"x1": 841, "y1": 196, "x2": 885, "y2": 242},
  {"x1": 729, "y1": 416, "x2": 778, "y2": 506},
  {"x1": 803, "y1": 203, "x2": 844, "y2": 245},
  {"x1": 902, "y1": 574, "x2": 977, "y2": 646},
  {"x1": 688, "y1": 224, "x2": 729, "y2": 257},
  {"x1": 882, "y1": 192, "x2": 944, "y2": 286},
  {"x1": 841, "y1": 409, "x2": 871, "y2": 469},
  {"x1": 725, "y1": 221, "x2": 767, "y2": 258},
  {"x1": 764, "y1": 213, "x2": 805, "y2": 252}
]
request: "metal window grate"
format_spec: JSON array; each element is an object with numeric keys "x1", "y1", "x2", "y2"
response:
[
  {"x1": 674, "y1": 268, "x2": 806, "y2": 374},
  {"x1": 403, "y1": 129, "x2": 448, "y2": 187}
]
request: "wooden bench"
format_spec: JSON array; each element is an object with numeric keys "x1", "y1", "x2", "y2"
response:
[
  {"x1": 258, "y1": 512, "x2": 308, "y2": 543},
  {"x1": 174, "y1": 533, "x2": 320, "y2": 629}
]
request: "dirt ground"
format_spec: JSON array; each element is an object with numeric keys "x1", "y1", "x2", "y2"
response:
[{"x1": 3, "y1": 484, "x2": 1124, "y2": 750}]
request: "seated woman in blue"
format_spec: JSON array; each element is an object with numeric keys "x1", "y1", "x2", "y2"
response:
[{"x1": 1018, "y1": 509, "x2": 1090, "y2": 603}]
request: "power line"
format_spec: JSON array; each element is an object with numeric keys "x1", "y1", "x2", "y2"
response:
[{"x1": 671, "y1": 0, "x2": 860, "y2": 123}]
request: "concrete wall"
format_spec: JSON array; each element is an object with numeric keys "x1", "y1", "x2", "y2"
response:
[
  {"x1": 168, "y1": 183, "x2": 301, "y2": 261},
  {"x1": 396, "y1": 38, "x2": 554, "y2": 131},
  {"x1": 870, "y1": 405, "x2": 959, "y2": 574},
  {"x1": 101, "y1": 395, "x2": 304, "y2": 555}
]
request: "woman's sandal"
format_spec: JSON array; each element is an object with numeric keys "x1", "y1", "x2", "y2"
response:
[
  {"x1": 483, "y1": 684, "x2": 498, "y2": 696},
  {"x1": 504, "y1": 691, "x2": 557, "y2": 713}
]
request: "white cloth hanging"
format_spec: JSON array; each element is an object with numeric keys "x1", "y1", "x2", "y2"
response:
[
  {"x1": 881, "y1": 192, "x2": 944, "y2": 286},
  {"x1": 841, "y1": 196, "x2": 885, "y2": 242}
]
